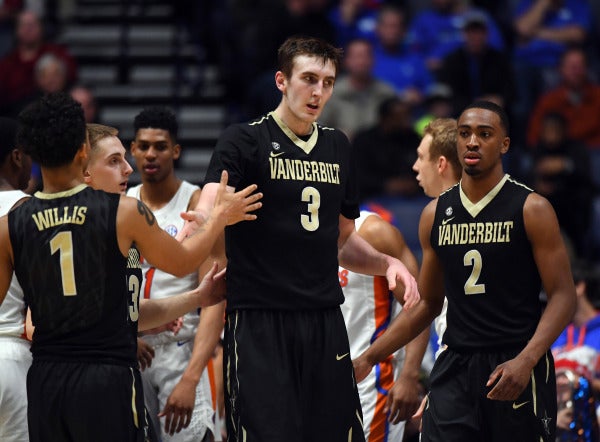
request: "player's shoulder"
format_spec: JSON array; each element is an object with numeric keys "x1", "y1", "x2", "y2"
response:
[
  {"x1": 218, "y1": 116, "x2": 269, "y2": 147},
  {"x1": 316, "y1": 121, "x2": 349, "y2": 141}
]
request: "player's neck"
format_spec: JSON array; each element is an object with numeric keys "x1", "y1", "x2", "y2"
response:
[
  {"x1": 139, "y1": 175, "x2": 181, "y2": 211},
  {"x1": 273, "y1": 106, "x2": 314, "y2": 137},
  {"x1": 40, "y1": 165, "x2": 85, "y2": 193},
  {"x1": 460, "y1": 167, "x2": 505, "y2": 203},
  {"x1": 0, "y1": 176, "x2": 17, "y2": 191}
]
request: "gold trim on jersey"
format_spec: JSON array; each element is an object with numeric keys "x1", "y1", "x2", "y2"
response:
[
  {"x1": 459, "y1": 174, "x2": 509, "y2": 218},
  {"x1": 34, "y1": 184, "x2": 88, "y2": 200},
  {"x1": 269, "y1": 111, "x2": 319, "y2": 154}
]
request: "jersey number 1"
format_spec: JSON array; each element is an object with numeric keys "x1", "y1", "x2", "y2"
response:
[{"x1": 50, "y1": 231, "x2": 77, "y2": 296}]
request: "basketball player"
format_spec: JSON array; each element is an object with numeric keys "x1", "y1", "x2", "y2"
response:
[
  {"x1": 411, "y1": 117, "x2": 460, "y2": 359},
  {"x1": 353, "y1": 101, "x2": 576, "y2": 441},
  {"x1": 0, "y1": 117, "x2": 32, "y2": 442},
  {"x1": 128, "y1": 106, "x2": 223, "y2": 441},
  {"x1": 0, "y1": 92, "x2": 262, "y2": 442},
  {"x1": 339, "y1": 208, "x2": 423, "y2": 441},
  {"x1": 395, "y1": 118, "x2": 460, "y2": 431},
  {"x1": 179, "y1": 36, "x2": 419, "y2": 441}
]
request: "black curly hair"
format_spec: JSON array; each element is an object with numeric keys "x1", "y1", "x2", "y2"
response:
[
  {"x1": 133, "y1": 106, "x2": 178, "y2": 143},
  {"x1": 17, "y1": 92, "x2": 86, "y2": 168}
]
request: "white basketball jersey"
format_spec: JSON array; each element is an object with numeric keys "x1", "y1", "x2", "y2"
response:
[
  {"x1": 127, "y1": 181, "x2": 200, "y2": 343},
  {"x1": 0, "y1": 190, "x2": 30, "y2": 357},
  {"x1": 339, "y1": 210, "x2": 405, "y2": 442}
]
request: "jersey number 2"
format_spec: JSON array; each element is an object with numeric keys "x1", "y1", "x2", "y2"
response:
[{"x1": 463, "y1": 249, "x2": 486, "y2": 295}]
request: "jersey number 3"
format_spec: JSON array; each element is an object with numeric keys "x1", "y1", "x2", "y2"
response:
[{"x1": 301, "y1": 186, "x2": 320, "y2": 231}]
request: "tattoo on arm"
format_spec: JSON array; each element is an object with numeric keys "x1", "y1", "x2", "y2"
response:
[{"x1": 137, "y1": 200, "x2": 156, "y2": 226}]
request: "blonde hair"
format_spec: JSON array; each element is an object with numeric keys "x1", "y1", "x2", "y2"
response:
[
  {"x1": 86, "y1": 123, "x2": 118, "y2": 152},
  {"x1": 423, "y1": 118, "x2": 461, "y2": 181}
]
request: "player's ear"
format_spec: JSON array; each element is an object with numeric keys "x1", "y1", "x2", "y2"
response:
[
  {"x1": 172, "y1": 143, "x2": 181, "y2": 161},
  {"x1": 501, "y1": 136, "x2": 510, "y2": 154},
  {"x1": 10, "y1": 148, "x2": 22, "y2": 168},
  {"x1": 83, "y1": 168, "x2": 92, "y2": 185},
  {"x1": 275, "y1": 71, "x2": 286, "y2": 92},
  {"x1": 437, "y1": 155, "x2": 447, "y2": 174}
]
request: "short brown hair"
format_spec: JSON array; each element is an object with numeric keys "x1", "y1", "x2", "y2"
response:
[
  {"x1": 423, "y1": 118, "x2": 461, "y2": 181},
  {"x1": 86, "y1": 123, "x2": 118, "y2": 152},
  {"x1": 277, "y1": 36, "x2": 343, "y2": 79}
]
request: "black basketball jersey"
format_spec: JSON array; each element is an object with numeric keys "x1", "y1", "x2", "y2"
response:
[
  {"x1": 205, "y1": 112, "x2": 360, "y2": 311},
  {"x1": 8, "y1": 185, "x2": 141, "y2": 366},
  {"x1": 432, "y1": 175, "x2": 542, "y2": 351}
]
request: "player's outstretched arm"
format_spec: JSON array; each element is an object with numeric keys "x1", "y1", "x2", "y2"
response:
[
  {"x1": 119, "y1": 171, "x2": 261, "y2": 276},
  {"x1": 487, "y1": 194, "x2": 576, "y2": 401},
  {"x1": 338, "y1": 215, "x2": 420, "y2": 308},
  {"x1": 352, "y1": 201, "x2": 445, "y2": 383},
  {"x1": 356, "y1": 215, "x2": 427, "y2": 422},
  {"x1": 177, "y1": 172, "x2": 262, "y2": 240},
  {"x1": 138, "y1": 262, "x2": 226, "y2": 332}
]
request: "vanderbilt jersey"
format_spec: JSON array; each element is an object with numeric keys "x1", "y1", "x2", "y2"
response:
[
  {"x1": 432, "y1": 175, "x2": 542, "y2": 351},
  {"x1": 205, "y1": 112, "x2": 360, "y2": 311},
  {"x1": 8, "y1": 185, "x2": 140, "y2": 366}
]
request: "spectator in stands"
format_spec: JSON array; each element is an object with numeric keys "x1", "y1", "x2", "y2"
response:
[
  {"x1": 552, "y1": 262, "x2": 600, "y2": 440},
  {"x1": 70, "y1": 84, "x2": 98, "y2": 124},
  {"x1": 511, "y1": 0, "x2": 592, "y2": 149},
  {"x1": 405, "y1": 0, "x2": 504, "y2": 72},
  {"x1": 436, "y1": 9, "x2": 514, "y2": 117},
  {"x1": 327, "y1": 0, "x2": 380, "y2": 47},
  {"x1": 8, "y1": 51, "x2": 69, "y2": 118},
  {"x1": 352, "y1": 96, "x2": 421, "y2": 201},
  {"x1": 0, "y1": 10, "x2": 77, "y2": 117},
  {"x1": 318, "y1": 37, "x2": 396, "y2": 141},
  {"x1": 414, "y1": 83, "x2": 454, "y2": 136},
  {"x1": 0, "y1": 0, "x2": 22, "y2": 58},
  {"x1": 371, "y1": 4, "x2": 432, "y2": 110},
  {"x1": 527, "y1": 112, "x2": 593, "y2": 258},
  {"x1": 527, "y1": 46, "x2": 600, "y2": 150}
]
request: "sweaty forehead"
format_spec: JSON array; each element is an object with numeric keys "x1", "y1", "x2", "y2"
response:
[
  {"x1": 292, "y1": 55, "x2": 337, "y2": 77},
  {"x1": 458, "y1": 108, "x2": 499, "y2": 128},
  {"x1": 135, "y1": 128, "x2": 171, "y2": 142},
  {"x1": 96, "y1": 136, "x2": 125, "y2": 157}
]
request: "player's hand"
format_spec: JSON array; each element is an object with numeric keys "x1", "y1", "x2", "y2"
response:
[
  {"x1": 176, "y1": 211, "x2": 207, "y2": 241},
  {"x1": 352, "y1": 355, "x2": 373, "y2": 384},
  {"x1": 167, "y1": 317, "x2": 183, "y2": 335},
  {"x1": 385, "y1": 375, "x2": 423, "y2": 424},
  {"x1": 486, "y1": 355, "x2": 534, "y2": 401},
  {"x1": 213, "y1": 170, "x2": 263, "y2": 225},
  {"x1": 141, "y1": 318, "x2": 182, "y2": 336},
  {"x1": 412, "y1": 395, "x2": 427, "y2": 421},
  {"x1": 556, "y1": 407, "x2": 573, "y2": 430},
  {"x1": 158, "y1": 378, "x2": 196, "y2": 435},
  {"x1": 191, "y1": 261, "x2": 226, "y2": 308},
  {"x1": 386, "y1": 257, "x2": 419, "y2": 309},
  {"x1": 137, "y1": 338, "x2": 155, "y2": 371}
]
